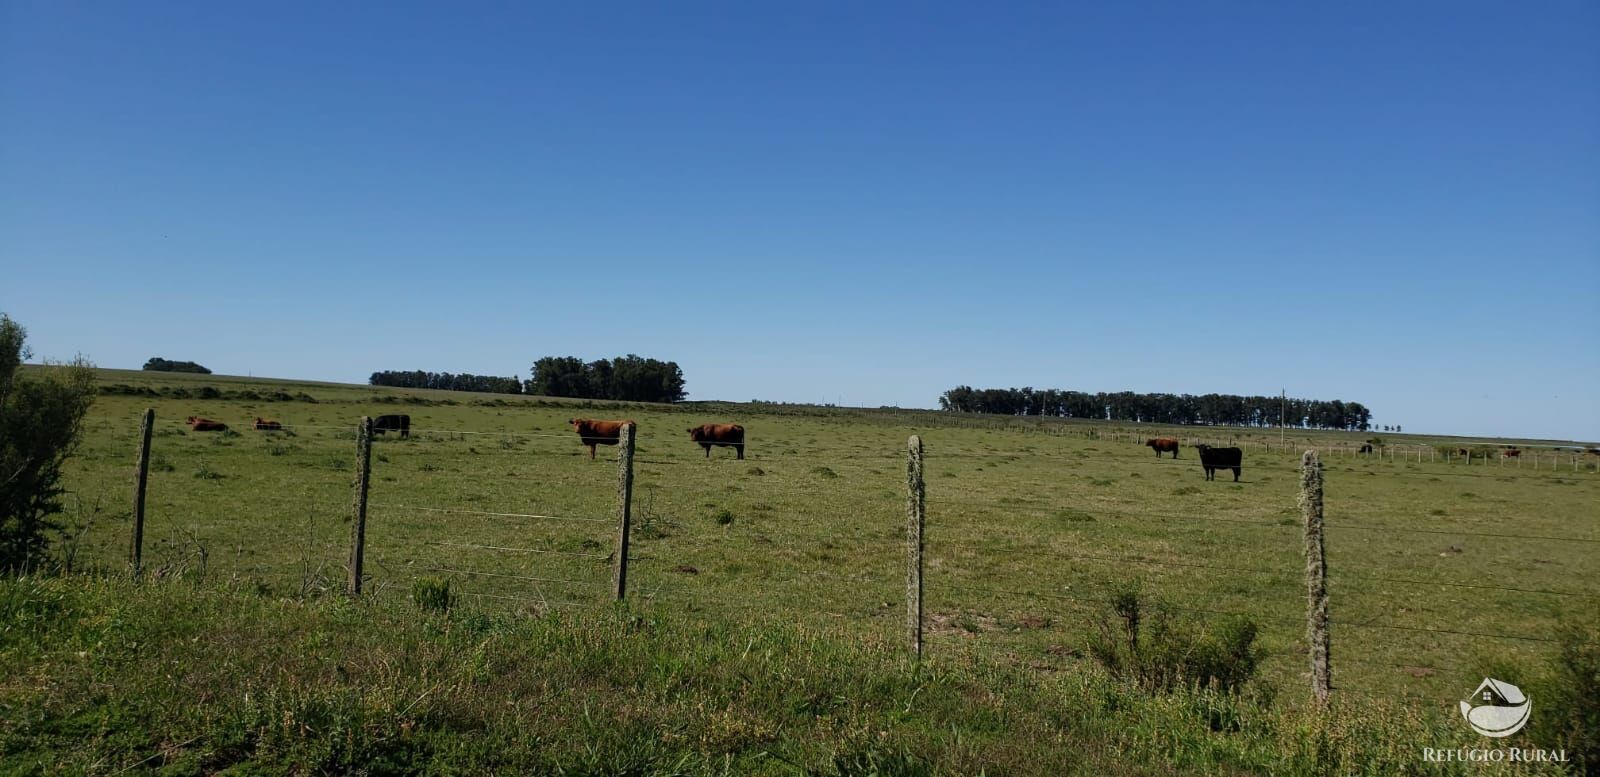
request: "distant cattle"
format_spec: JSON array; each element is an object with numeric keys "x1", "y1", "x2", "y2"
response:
[
  {"x1": 1457, "y1": 448, "x2": 1470, "y2": 457},
  {"x1": 1145, "y1": 438, "x2": 1179, "y2": 458},
  {"x1": 689, "y1": 424, "x2": 745, "y2": 459},
  {"x1": 1502, "y1": 448, "x2": 1521, "y2": 458},
  {"x1": 570, "y1": 418, "x2": 635, "y2": 459},
  {"x1": 1358, "y1": 444, "x2": 1374, "y2": 454},
  {"x1": 252, "y1": 417, "x2": 282, "y2": 431},
  {"x1": 1194, "y1": 444, "x2": 1243, "y2": 482},
  {"x1": 186, "y1": 416, "x2": 227, "y2": 432},
  {"x1": 1588, "y1": 448, "x2": 1600, "y2": 457},
  {"x1": 373, "y1": 414, "x2": 410, "y2": 439}
]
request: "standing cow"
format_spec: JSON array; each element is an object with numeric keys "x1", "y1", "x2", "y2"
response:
[
  {"x1": 1358, "y1": 444, "x2": 1373, "y2": 454},
  {"x1": 689, "y1": 424, "x2": 745, "y2": 459},
  {"x1": 1194, "y1": 444, "x2": 1243, "y2": 482},
  {"x1": 569, "y1": 418, "x2": 635, "y2": 459},
  {"x1": 1145, "y1": 438, "x2": 1179, "y2": 458},
  {"x1": 373, "y1": 414, "x2": 410, "y2": 439}
]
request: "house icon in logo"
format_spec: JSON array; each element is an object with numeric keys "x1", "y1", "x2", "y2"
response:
[{"x1": 1460, "y1": 678, "x2": 1531, "y2": 737}]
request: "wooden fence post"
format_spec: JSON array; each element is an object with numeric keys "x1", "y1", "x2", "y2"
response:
[
  {"x1": 130, "y1": 408, "x2": 154, "y2": 577},
  {"x1": 348, "y1": 417, "x2": 373, "y2": 596},
  {"x1": 907, "y1": 435, "x2": 926, "y2": 660},
  {"x1": 1301, "y1": 450, "x2": 1331, "y2": 705},
  {"x1": 613, "y1": 423, "x2": 636, "y2": 601}
]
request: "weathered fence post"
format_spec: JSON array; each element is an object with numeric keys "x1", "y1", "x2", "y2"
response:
[
  {"x1": 348, "y1": 416, "x2": 373, "y2": 596},
  {"x1": 906, "y1": 435, "x2": 926, "y2": 660},
  {"x1": 613, "y1": 423, "x2": 636, "y2": 601},
  {"x1": 1301, "y1": 450, "x2": 1331, "y2": 705},
  {"x1": 130, "y1": 408, "x2": 154, "y2": 576}
]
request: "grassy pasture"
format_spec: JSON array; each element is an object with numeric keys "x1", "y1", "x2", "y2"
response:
[{"x1": 56, "y1": 368, "x2": 1600, "y2": 712}]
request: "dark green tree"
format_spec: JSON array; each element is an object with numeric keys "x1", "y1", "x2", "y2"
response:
[
  {"x1": 142, "y1": 357, "x2": 210, "y2": 374},
  {"x1": 1, "y1": 315, "x2": 96, "y2": 572}
]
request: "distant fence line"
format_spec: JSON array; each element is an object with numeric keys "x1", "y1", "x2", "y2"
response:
[{"x1": 118, "y1": 408, "x2": 1593, "y2": 705}]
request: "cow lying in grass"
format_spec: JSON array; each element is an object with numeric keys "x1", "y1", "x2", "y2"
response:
[{"x1": 186, "y1": 416, "x2": 227, "y2": 432}]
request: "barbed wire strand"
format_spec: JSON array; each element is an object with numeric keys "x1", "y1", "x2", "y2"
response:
[
  {"x1": 421, "y1": 566, "x2": 605, "y2": 588},
  {"x1": 1327, "y1": 522, "x2": 1599, "y2": 545},
  {"x1": 1330, "y1": 618, "x2": 1558, "y2": 644},
  {"x1": 932, "y1": 544, "x2": 1599, "y2": 600},
  {"x1": 370, "y1": 503, "x2": 611, "y2": 524},
  {"x1": 942, "y1": 582, "x2": 1306, "y2": 628},
  {"x1": 458, "y1": 591, "x2": 591, "y2": 608},
  {"x1": 932, "y1": 546, "x2": 1291, "y2": 579},
  {"x1": 425, "y1": 540, "x2": 610, "y2": 560},
  {"x1": 1332, "y1": 575, "x2": 1599, "y2": 600}
]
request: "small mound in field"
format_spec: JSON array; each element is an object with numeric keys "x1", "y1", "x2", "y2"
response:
[
  {"x1": 1172, "y1": 486, "x2": 1202, "y2": 496},
  {"x1": 713, "y1": 509, "x2": 735, "y2": 525},
  {"x1": 1057, "y1": 510, "x2": 1095, "y2": 523},
  {"x1": 746, "y1": 466, "x2": 764, "y2": 476},
  {"x1": 810, "y1": 466, "x2": 839, "y2": 479}
]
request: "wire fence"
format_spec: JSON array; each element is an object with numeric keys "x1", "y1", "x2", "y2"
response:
[{"x1": 77, "y1": 409, "x2": 1594, "y2": 706}]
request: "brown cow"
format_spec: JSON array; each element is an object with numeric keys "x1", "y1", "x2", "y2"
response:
[
  {"x1": 1502, "y1": 448, "x2": 1521, "y2": 458},
  {"x1": 569, "y1": 418, "x2": 635, "y2": 459},
  {"x1": 689, "y1": 423, "x2": 745, "y2": 459},
  {"x1": 1145, "y1": 438, "x2": 1179, "y2": 459},
  {"x1": 252, "y1": 417, "x2": 283, "y2": 431},
  {"x1": 186, "y1": 416, "x2": 227, "y2": 432}
]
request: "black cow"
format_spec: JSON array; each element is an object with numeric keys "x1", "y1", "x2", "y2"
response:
[
  {"x1": 1358, "y1": 444, "x2": 1373, "y2": 454},
  {"x1": 373, "y1": 414, "x2": 410, "y2": 439},
  {"x1": 1194, "y1": 444, "x2": 1243, "y2": 482}
]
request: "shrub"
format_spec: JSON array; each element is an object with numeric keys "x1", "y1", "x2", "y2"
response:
[
  {"x1": 411, "y1": 576, "x2": 454, "y2": 612},
  {"x1": 0, "y1": 315, "x2": 96, "y2": 572},
  {"x1": 1087, "y1": 586, "x2": 1262, "y2": 694},
  {"x1": 1532, "y1": 621, "x2": 1600, "y2": 770}
]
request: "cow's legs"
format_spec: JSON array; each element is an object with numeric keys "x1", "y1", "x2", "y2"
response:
[
  {"x1": 703, "y1": 443, "x2": 711, "y2": 459},
  {"x1": 1232, "y1": 467, "x2": 1241, "y2": 482},
  {"x1": 735, "y1": 444, "x2": 744, "y2": 460},
  {"x1": 588, "y1": 444, "x2": 596, "y2": 460}
]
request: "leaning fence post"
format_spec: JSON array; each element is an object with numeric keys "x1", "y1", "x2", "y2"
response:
[
  {"x1": 906, "y1": 435, "x2": 926, "y2": 660},
  {"x1": 130, "y1": 408, "x2": 154, "y2": 577},
  {"x1": 1301, "y1": 450, "x2": 1331, "y2": 705},
  {"x1": 613, "y1": 423, "x2": 636, "y2": 601},
  {"x1": 348, "y1": 416, "x2": 373, "y2": 596}
]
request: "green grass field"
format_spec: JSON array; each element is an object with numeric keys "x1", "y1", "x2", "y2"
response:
[{"x1": 53, "y1": 369, "x2": 1598, "y2": 707}]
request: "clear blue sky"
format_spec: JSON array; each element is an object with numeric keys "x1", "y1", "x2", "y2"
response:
[{"x1": 3, "y1": 2, "x2": 1596, "y2": 440}]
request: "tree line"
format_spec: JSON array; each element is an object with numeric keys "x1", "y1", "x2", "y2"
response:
[
  {"x1": 142, "y1": 357, "x2": 211, "y2": 374},
  {"x1": 527, "y1": 355, "x2": 686, "y2": 403},
  {"x1": 368, "y1": 371, "x2": 524, "y2": 395},
  {"x1": 938, "y1": 386, "x2": 1373, "y2": 431}
]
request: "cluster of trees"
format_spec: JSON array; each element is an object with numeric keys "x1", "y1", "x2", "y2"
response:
[
  {"x1": 142, "y1": 357, "x2": 210, "y2": 374},
  {"x1": 527, "y1": 355, "x2": 686, "y2": 403},
  {"x1": 369, "y1": 370, "x2": 523, "y2": 395},
  {"x1": 938, "y1": 386, "x2": 1373, "y2": 431},
  {"x1": 2, "y1": 315, "x2": 96, "y2": 571}
]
